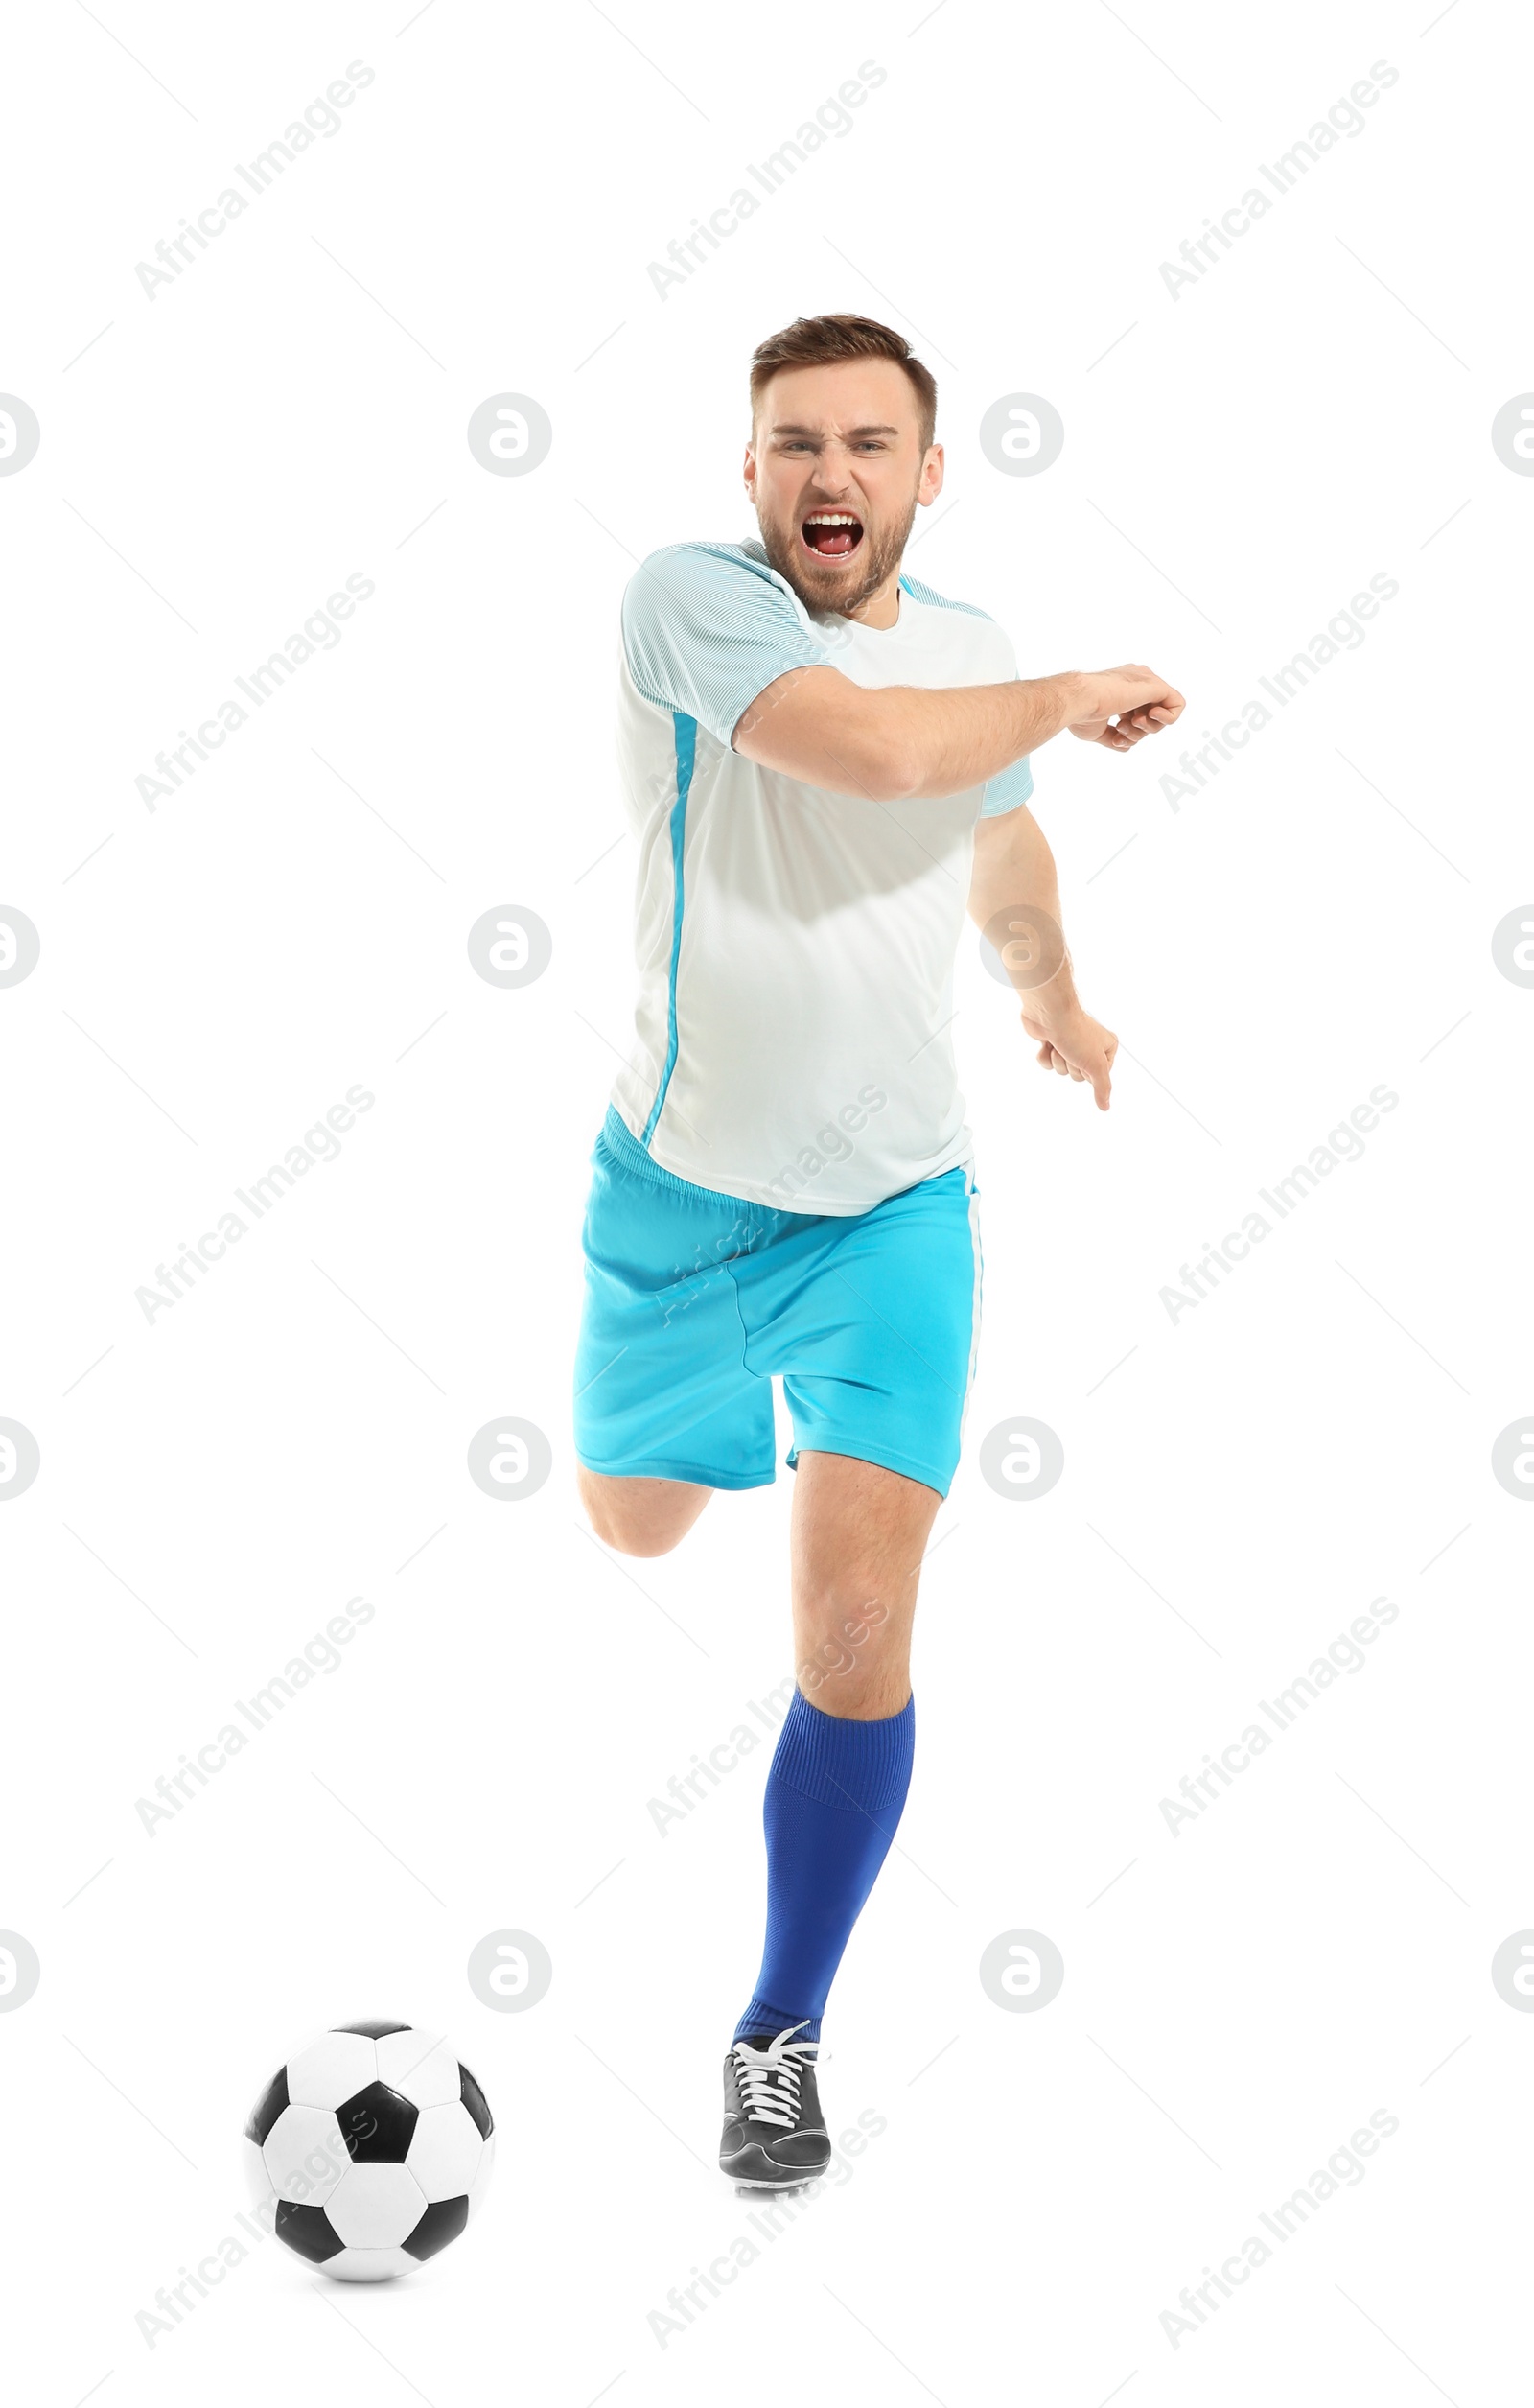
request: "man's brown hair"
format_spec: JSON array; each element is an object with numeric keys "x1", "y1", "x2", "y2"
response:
[{"x1": 749, "y1": 314, "x2": 938, "y2": 452}]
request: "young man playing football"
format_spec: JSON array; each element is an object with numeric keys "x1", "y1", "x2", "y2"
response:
[{"x1": 573, "y1": 313, "x2": 1183, "y2": 2186}]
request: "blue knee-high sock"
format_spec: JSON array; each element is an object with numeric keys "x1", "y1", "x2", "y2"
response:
[{"x1": 733, "y1": 1689, "x2": 916, "y2": 2044}]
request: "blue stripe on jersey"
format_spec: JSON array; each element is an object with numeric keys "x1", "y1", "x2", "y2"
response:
[
  {"x1": 897, "y1": 570, "x2": 990, "y2": 619},
  {"x1": 623, "y1": 543, "x2": 829, "y2": 748},
  {"x1": 641, "y1": 711, "x2": 697, "y2": 1145}
]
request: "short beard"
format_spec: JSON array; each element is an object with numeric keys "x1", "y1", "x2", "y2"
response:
[{"x1": 756, "y1": 489, "x2": 919, "y2": 620}]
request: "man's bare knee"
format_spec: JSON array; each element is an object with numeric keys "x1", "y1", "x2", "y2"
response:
[
  {"x1": 591, "y1": 1511, "x2": 686, "y2": 1559},
  {"x1": 578, "y1": 1470, "x2": 710, "y2": 1558},
  {"x1": 795, "y1": 1585, "x2": 908, "y2": 1714}
]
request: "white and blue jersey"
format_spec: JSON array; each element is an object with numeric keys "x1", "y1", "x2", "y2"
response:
[{"x1": 610, "y1": 538, "x2": 1033, "y2": 1215}]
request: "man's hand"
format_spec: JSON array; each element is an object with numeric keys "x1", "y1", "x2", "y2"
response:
[
  {"x1": 1018, "y1": 993, "x2": 1119, "y2": 1110},
  {"x1": 1067, "y1": 665, "x2": 1185, "y2": 752}
]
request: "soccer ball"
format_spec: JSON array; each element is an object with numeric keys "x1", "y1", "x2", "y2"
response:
[{"x1": 243, "y1": 2019, "x2": 495, "y2": 2282}]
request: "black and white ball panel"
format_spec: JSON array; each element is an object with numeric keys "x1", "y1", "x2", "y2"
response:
[{"x1": 243, "y1": 2021, "x2": 494, "y2": 2281}]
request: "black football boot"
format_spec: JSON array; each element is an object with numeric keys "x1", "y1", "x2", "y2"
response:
[{"x1": 719, "y1": 2022, "x2": 831, "y2": 2188}]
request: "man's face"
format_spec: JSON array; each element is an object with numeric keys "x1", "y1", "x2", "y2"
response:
[{"x1": 744, "y1": 359, "x2": 942, "y2": 619}]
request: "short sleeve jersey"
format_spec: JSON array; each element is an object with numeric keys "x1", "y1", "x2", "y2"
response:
[{"x1": 611, "y1": 537, "x2": 1034, "y2": 1214}]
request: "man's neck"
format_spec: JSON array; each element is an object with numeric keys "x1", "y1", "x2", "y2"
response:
[{"x1": 835, "y1": 568, "x2": 902, "y2": 630}]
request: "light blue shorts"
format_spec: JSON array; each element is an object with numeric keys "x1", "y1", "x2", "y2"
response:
[{"x1": 573, "y1": 1108, "x2": 982, "y2": 1500}]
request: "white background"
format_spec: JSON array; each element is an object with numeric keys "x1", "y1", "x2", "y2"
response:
[{"x1": 2, "y1": 0, "x2": 1530, "y2": 2400}]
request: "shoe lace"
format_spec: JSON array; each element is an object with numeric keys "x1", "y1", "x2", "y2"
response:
[{"x1": 731, "y1": 2022, "x2": 818, "y2": 2130}]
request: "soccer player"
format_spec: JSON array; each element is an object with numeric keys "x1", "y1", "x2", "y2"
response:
[{"x1": 573, "y1": 314, "x2": 1183, "y2": 2186}]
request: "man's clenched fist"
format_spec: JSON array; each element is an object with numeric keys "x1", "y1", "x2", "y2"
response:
[{"x1": 1067, "y1": 665, "x2": 1185, "y2": 752}]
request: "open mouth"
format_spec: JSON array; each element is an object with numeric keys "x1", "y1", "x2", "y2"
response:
[{"x1": 800, "y1": 509, "x2": 864, "y2": 560}]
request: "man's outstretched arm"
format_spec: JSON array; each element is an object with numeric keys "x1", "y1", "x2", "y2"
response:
[
  {"x1": 968, "y1": 803, "x2": 1118, "y2": 1110},
  {"x1": 733, "y1": 661, "x2": 1184, "y2": 801}
]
